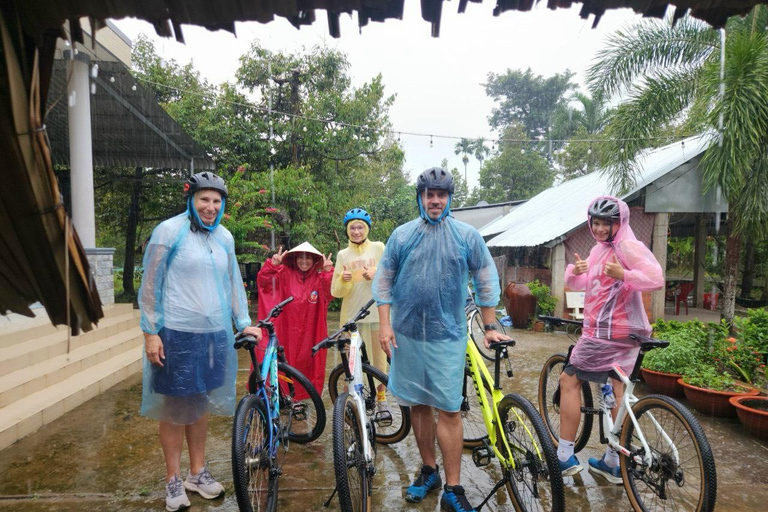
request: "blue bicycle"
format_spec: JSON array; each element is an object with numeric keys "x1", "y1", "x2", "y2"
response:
[{"x1": 232, "y1": 296, "x2": 326, "y2": 512}]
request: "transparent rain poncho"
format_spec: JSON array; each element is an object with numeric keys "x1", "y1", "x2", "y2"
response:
[
  {"x1": 138, "y1": 213, "x2": 251, "y2": 424},
  {"x1": 373, "y1": 216, "x2": 500, "y2": 412},
  {"x1": 332, "y1": 236, "x2": 388, "y2": 371},
  {"x1": 565, "y1": 196, "x2": 664, "y2": 374}
]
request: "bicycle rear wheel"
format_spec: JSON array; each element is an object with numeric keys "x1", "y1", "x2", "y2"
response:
[
  {"x1": 468, "y1": 309, "x2": 507, "y2": 362},
  {"x1": 232, "y1": 394, "x2": 278, "y2": 512},
  {"x1": 497, "y1": 393, "x2": 565, "y2": 512},
  {"x1": 328, "y1": 363, "x2": 411, "y2": 444},
  {"x1": 462, "y1": 368, "x2": 491, "y2": 448},
  {"x1": 333, "y1": 392, "x2": 370, "y2": 512},
  {"x1": 537, "y1": 353, "x2": 593, "y2": 453},
  {"x1": 277, "y1": 362, "x2": 326, "y2": 443},
  {"x1": 620, "y1": 394, "x2": 717, "y2": 512}
]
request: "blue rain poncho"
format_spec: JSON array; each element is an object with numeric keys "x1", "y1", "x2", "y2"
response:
[
  {"x1": 138, "y1": 213, "x2": 251, "y2": 424},
  {"x1": 372, "y1": 216, "x2": 500, "y2": 412}
]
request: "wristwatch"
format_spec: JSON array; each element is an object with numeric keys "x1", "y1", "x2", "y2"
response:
[{"x1": 483, "y1": 324, "x2": 497, "y2": 332}]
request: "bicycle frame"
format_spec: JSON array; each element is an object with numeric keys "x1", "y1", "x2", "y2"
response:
[
  {"x1": 342, "y1": 327, "x2": 374, "y2": 466},
  {"x1": 464, "y1": 338, "x2": 542, "y2": 470},
  {"x1": 244, "y1": 324, "x2": 283, "y2": 459}
]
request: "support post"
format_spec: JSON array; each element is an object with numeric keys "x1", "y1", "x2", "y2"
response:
[
  {"x1": 551, "y1": 243, "x2": 566, "y2": 319},
  {"x1": 651, "y1": 212, "x2": 669, "y2": 322}
]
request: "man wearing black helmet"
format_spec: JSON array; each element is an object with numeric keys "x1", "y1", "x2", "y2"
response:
[{"x1": 373, "y1": 168, "x2": 510, "y2": 512}]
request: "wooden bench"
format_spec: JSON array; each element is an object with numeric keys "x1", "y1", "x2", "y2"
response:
[{"x1": 565, "y1": 291, "x2": 585, "y2": 320}]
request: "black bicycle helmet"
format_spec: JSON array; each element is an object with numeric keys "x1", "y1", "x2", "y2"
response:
[
  {"x1": 588, "y1": 198, "x2": 620, "y2": 222},
  {"x1": 184, "y1": 172, "x2": 228, "y2": 199},
  {"x1": 416, "y1": 167, "x2": 455, "y2": 195}
]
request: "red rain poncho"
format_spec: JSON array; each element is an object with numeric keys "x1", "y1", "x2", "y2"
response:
[
  {"x1": 257, "y1": 243, "x2": 332, "y2": 398},
  {"x1": 565, "y1": 196, "x2": 664, "y2": 374}
]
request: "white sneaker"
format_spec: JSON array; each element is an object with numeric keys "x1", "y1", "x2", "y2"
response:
[
  {"x1": 165, "y1": 475, "x2": 191, "y2": 512},
  {"x1": 184, "y1": 467, "x2": 225, "y2": 499}
]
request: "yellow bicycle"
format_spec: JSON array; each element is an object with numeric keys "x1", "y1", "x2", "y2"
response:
[{"x1": 459, "y1": 335, "x2": 565, "y2": 512}]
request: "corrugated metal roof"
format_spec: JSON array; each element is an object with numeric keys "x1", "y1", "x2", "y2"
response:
[{"x1": 482, "y1": 134, "x2": 711, "y2": 248}]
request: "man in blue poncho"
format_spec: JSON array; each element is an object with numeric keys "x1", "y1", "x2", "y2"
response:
[{"x1": 373, "y1": 168, "x2": 510, "y2": 512}]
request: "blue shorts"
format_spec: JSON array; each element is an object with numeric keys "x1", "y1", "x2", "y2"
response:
[{"x1": 151, "y1": 328, "x2": 228, "y2": 396}]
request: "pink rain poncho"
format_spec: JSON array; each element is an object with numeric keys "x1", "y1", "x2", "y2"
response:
[{"x1": 565, "y1": 196, "x2": 664, "y2": 374}]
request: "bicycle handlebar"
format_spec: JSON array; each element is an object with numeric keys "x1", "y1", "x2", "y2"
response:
[
  {"x1": 311, "y1": 300, "x2": 375, "y2": 356},
  {"x1": 256, "y1": 296, "x2": 294, "y2": 328},
  {"x1": 538, "y1": 315, "x2": 583, "y2": 327}
]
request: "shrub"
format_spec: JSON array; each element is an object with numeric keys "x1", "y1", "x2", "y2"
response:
[
  {"x1": 643, "y1": 319, "x2": 708, "y2": 375},
  {"x1": 733, "y1": 307, "x2": 768, "y2": 356},
  {"x1": 528, "y1": 279, "x2": 557, "y2": 318}
]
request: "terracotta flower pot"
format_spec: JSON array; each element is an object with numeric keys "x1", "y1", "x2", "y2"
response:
[
  {"x1": 641, "y1": 368, "x2": 684, "y2": 398},
  {"x1": 678, "y1": 378, "x2": 760, "y2": 418},
  {"x1": 532, "y1": 320, "x2": 545, "y2": 332},
  {"x1": 729, "y1": 396, "x2": 768, "y2": 441}
]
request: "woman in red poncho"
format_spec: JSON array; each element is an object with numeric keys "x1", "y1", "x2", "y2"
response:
[{"x1": 257, "y1": 242, "x2": 333, "y2": 397}]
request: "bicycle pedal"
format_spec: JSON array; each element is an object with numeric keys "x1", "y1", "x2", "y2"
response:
[
  {"x1": 292, "y1": 402, "x2": 308, "y2": 421},
  {"x1": 373, "y1": 410, "x2": 393, "y2": 428},
  {"x1": 471, "y1": 446, "x2": 492, "y2": 467}
]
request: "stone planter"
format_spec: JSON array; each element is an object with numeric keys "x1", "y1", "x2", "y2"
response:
[
  {"x1": 641, "y1": 368, "x2": 684, "y2": 398},
  {"x1": 729, "y1": 396, "x2": 768, "y2": 441},
  {"x1": 678, "y1": 378, "x2": 760, "y2": 418}
]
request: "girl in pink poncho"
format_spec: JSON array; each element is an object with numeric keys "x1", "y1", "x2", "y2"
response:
[{"x1": 557, "y1": 196, "x2": 664, "y2": 484}]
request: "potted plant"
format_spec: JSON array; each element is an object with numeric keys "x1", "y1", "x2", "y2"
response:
[
  {"x1": 527, "y1": 280, "x2": 557, "y2": 331},
  {"x1": 678, "y1": 328, "x2": 766, "y2": 418},
  {"x1": 641, "y1": 319, "x2": 708, "y2": 398},
  {"x1": 729, "y1": 396, "x2": 768, "y2": 441}
]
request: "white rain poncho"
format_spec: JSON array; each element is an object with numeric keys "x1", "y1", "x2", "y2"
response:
[
  {"x1": 373, "y1": 216, "x2": 500, "y2": 412},
  {"x1": 138, "y1": 213, "x2": 251, "y2": 424},
  {"x1": 565, "y1": 196, "x2": 664, "y2": 374}
]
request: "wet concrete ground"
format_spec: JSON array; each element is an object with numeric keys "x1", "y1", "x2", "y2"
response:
[{"x1": 1, "y1": 326, "x2": 767, "y2": 512}]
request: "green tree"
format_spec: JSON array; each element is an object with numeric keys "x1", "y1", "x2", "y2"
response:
[{"x1": 588, "y1": 10, "x2": 768, "y2": 325}]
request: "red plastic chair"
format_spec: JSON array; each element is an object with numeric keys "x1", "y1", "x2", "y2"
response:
[{"x1": 675, "y1": 282, "x2": 695, "y2": 315}]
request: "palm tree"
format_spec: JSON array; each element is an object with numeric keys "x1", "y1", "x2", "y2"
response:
[
  {"x1": 471, "y1": 137, "x2": 490, "y2": 169},
  {"x1": 588, "y1": 9, "x2": 768, "y2": 325},
  {"x1": 454, "y1": 138, "x2": 473, "y2": 183}
]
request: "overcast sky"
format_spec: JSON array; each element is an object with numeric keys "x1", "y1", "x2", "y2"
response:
[{"x1": 113, "y1": 3, "x2": 643, "y2": 189}]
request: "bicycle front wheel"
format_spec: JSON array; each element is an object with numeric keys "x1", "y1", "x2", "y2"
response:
[
  {"x1": 620, "y1": 394, "x2": 717, "y2": 512},
  {"x1": 328, "y1": 363, "x2": 411, "y2": 444},
  {"x1": 232, "y1": 394, "x2": 278, "y2": 512},
  {"x1": 333, "y1": 392, "x2": 370, "y2": 512},
  {"x1": 537, "y1": 353, "x2": 593, "y2": 453},
  {"x1": 498, "y1": 393, "x2": 565, "y2": 512},
  {"x1": 468, "y1": 309, "x2": 496, "y2": 362},
  {"x1": 277, "y1": 362, "x2": 326, "y2": 443}
]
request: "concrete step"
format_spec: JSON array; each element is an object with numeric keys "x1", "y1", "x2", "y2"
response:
[
  {"x1": 0, "y1": 326, "x2": 144, "y2": 408},
  {"x1": 0, "y1": 303, "x2": 135, "y2": 349},
  {"x1": 0, "y1": 311, "x2": 139, "y2": 375},
  {"x1": 0, "y1": 345, "x2": 143, "y2": 452}
]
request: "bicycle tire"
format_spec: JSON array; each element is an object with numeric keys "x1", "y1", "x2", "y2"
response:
[
  {"x1": 328, "y1": 363, "x2": 411, "y2": 444},
  {"x1": 333, "y1": 392, "x2": 370, "y2": 512},
  {"x1": 497, "y1": 393, "x2": 565, "y2": 512},
  {"x1": 468, "y1": 309, "x2": 507, "y2": 362},
  {"x1": 232, "y1": 394, "x2": 278, "y2": 512},
  {"x1": 537, "y1": 353, "x2": 593, "y2": 453},
  {"x1": 461, "y1": 367, "x2": 493, "y2": 448},
  {"x1": 277, "y1": 362, "x2": 326, "y2": 443},
  {"x1": 620, "y1": 394, "x2": 717, "y2": 512}
]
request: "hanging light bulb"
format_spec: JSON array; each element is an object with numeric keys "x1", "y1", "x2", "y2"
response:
[
  {"x1": 620, "y1": 146, "x2": 625, "y2": 154},
  {"x1": 520, "y1": 146, "x2": 526, "y2": 155},
  {"x1": 303, "y1": 126, "x2": 307, "y2": 132},
  {"x1": 429, "y1": 135, "x2": 433, "y2": 148},
  {"x1": 110, "y1": 76, "x2": 115, "y2": 83},
  {"x1": 397, "y1": 132, "x2": 401, "y2": 142},
  {"x1": 333, "y1": 130, "x2": 337, "y2": 137},
  {"x1": 131, "y1": 84, "x2": 137, "y2": 91},
  {"x1": 90, "y1": 63, "x2": 99, "y2": 78},
  {"x1": 587, "y1": 146, "x2": 592, "y2": 155}
]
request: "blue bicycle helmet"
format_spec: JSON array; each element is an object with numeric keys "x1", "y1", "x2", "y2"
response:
[{"x1": 343, "y1": 208, "x2": 372, "y2": 227}]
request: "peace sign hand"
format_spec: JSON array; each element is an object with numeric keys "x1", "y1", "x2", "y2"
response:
[
  {"x1": 604, "y1": 255, "x2": 625, "y2": 280},
  {"x1": 322, "y1": 253, "x2": 334, "y2": 272},
  {"x1": 271, "y1": 247, "x2": 285, "y2": 266},
  {"x1": 572, "y1": 253, "x2": 588, "y2": 275}
]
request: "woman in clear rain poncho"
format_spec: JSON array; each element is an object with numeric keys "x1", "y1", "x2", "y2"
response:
[
  {"x1": 139, "y1": 172, "x2": 261, "y2": 511},
  {"x1": 332, "y1": 208, "x2": 389, "y2": 413},
  {"x1": 557, "y1": 196, "x2": 664, "y2": 484},
  {"x1": 257, "y1": 242, "x2": 334, "y2": 397}
]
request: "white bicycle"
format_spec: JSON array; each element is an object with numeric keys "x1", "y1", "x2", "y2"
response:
[{"x1": 313, "y1": 299, "x2": 382, "y2": 512}]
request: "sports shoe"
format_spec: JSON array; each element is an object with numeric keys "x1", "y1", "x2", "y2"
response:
[
  {"x1": 405, "y1": 464, "x2": 442, "y2": 503},
  {"x1": 559, "y1": 455, "x2": 583, "y2": 477},
  {"x1": 440, "y1": 485, "x2": 475, "y2": 512},
  {"x1": 588, "y1": 455, "x2": 622, "y2": 484},
  {"x1": 165, "y1": 475, "x2": 191, "y2": 512},
  {"x1": 184, "y1": 467, "x2": 225, "y2": 499}
]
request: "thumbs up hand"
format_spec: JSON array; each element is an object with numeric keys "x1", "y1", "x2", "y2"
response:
[
  {"x1": 604, "y1": 255, "x2": 625, "y2": 280},
  {"x1": 572, "y1": 253, "x2": 588, "y2": 276},
  {"x1": 341, "y1": 264, "x2": 352, "y2": 282}
]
